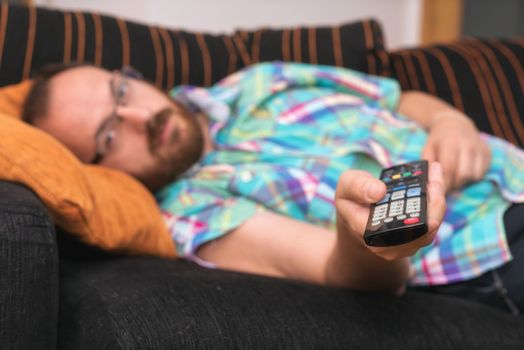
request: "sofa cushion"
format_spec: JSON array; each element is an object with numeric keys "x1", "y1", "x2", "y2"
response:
[
  {"x1": 0, "y1": 181, "x2": 58, "y2": 349},
  {"x1": 0, "y1": 4, "x2": 385, "y2": 89},
  {"x1": 386, "y1": 38, "x2": 524, "y2": 148},
  {"x1": 57, "y1": 256, "x2": 524, "y2": 350},
  {"x1": 0, "y1": 79, "x2": 33, "y2": 116}
]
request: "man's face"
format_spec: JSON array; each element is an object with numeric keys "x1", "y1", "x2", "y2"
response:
[{"x1": 34, "y1": 66, "x2": 203, "y2": 191}]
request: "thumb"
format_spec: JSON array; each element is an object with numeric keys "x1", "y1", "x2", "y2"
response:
[
  {"x1": 336, "y1": 170, "x2": 386, "y2": 205},
  {"x1": 426, "y1": 161, "x2": 447, "y2": 233}
]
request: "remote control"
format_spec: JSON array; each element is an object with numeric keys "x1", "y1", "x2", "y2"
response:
[{"x1": 364, "y1": 160, "x2": 428, "y2": 247}]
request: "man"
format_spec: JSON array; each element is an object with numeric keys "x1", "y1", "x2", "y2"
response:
[{"x1": 22, "y1": 62, "x2": 524, "y2": 313}]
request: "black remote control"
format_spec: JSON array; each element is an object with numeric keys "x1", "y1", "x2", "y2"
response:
[{"x1": 364, "y1": 160, "x2": 428, "y2": 247}]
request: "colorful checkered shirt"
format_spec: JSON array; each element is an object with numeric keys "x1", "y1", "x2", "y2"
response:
[{"x1": 157, "y1": 62, "x2": 524, "y2": 286}]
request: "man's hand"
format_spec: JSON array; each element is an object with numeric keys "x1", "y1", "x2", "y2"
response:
[
  {"x1": 397, "y1": 91, "x2": 491, "y2": 192},
  {"x1": 328, "y1": 162, "x2": 446, "y2": 294},
  {"x1": 422, "y1": 112, "x2": 491, "y2": 192},
  {"x1": 335, "y1": 162, "x2": 446, "y2": 262}
]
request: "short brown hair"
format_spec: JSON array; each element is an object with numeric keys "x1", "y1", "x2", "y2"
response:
[{"x1": 21, "y1": 62, "x2": 91, "y2": 124}]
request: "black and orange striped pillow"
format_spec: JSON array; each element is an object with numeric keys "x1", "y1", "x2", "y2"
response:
[
  {"x1": 0, "y1": 4, "x2": 385, "y2": 90},
  {"x1": 386, "y1": 38, "x2": 524, "y2": 148}
]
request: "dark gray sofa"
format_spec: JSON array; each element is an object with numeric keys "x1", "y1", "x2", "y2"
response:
[
  {"x1": 1, "y1": 4, "x2": 524, "y2": 349},
  {"x1": 2, "y1": 181, "x2": 524, "y2": 349}
]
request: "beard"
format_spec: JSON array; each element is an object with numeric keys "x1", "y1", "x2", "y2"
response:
[{"x1": 142, "y1": 103, "x2": 205, "y2": 191}]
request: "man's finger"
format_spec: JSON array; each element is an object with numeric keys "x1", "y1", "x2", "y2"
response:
[
  {"x1": 426, "y1": 162, "x2": 447, "y2": 233},
  {"x1": 436, "y1": 142, "x2": 455, "y2": 191},
  {"x1": 473, "y1": 151, "x2": 485, "y2": 181},
  {"x1": 336, "y1": 170, "x2": 386, "y2": 204},
  {"x1": 482, "y1": 143, "x2": 492, "y2": 175},
  {"x1": 455, "y1": 146, "x2": 473, "y2": 189},
  {"x1": 421, "y1": 143, "x2": 436, "y2": 163}
]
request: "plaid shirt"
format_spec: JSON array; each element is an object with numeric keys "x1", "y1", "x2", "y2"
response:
[{"x1": 157, "y1": 62, "x2": 524, "y2": 286}]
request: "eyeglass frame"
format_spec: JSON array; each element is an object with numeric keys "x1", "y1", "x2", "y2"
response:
[{"x1": 91, "y1": 66, "x2": 143, "y2": 164}]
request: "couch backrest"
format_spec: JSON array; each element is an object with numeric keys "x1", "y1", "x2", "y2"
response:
[
  {"x1": 2, "y1": 4, "x2": 522, "y2": 147},
  {"x1": 387, "y1": 39, "x2": 524, "y2": 148},
  {"x1": 0, "y1": 4, "x2": 387, "y2": 89}
]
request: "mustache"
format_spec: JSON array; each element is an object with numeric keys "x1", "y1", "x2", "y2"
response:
[{"x1": 147, "y1": 107, "x2": 176, "y2": 153}]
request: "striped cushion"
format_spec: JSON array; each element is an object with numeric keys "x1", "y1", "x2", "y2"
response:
[
  {"x1": 0, "y1": 4, "x2": 385, "y2": 89},
  {"x1": 386, "y1": 38, "x2": 524, "y2": 148}
]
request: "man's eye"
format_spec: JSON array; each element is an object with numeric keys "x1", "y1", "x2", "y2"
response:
[
  {"x1": 117, "y1": 81, "x2": 129, "y2": 101},
  {"x1": 104, "y1": 131, "x2": 116, "y2": 149}
]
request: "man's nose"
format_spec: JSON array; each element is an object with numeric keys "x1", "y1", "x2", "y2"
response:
[{"x1": 116, "y1": 105, "x2": 151, "y2": 133}]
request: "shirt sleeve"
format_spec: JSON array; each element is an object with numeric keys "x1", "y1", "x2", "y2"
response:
[{"x1": 157, "y1": 176, "x2": 267, "y2": 262}]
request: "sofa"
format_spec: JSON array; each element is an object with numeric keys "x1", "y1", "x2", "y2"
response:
[{"x1": 1, "y1": 4, "x2": 524, "y2": 349}]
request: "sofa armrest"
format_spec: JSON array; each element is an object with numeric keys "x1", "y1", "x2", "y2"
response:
[{"x1": 0, "y1": 181, "x2": 59, "y2": 349}]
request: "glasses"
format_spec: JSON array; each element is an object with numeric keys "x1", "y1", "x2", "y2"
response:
[{"x1": 91, "y1": 66, "x2": 143, "y2": 164}]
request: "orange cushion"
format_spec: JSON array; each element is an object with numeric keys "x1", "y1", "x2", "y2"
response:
[
  {"x1": 0, "y1": 81, "x2": 176, "y2": 258},
  {"x1": 0, "y1": 80, "x2": 33, "y2": 118}
]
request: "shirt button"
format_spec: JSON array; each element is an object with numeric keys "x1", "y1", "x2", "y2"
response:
[{"x1": 240, "y1": 172, "x2": 253, "y2": 182}]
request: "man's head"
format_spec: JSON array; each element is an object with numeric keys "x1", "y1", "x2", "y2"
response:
[{"x1": 22, "y1": 64, "x2": 204, "y2": 191}]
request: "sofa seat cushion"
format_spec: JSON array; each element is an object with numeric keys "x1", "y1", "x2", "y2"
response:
[{"x1": 58, "y1": 255, "x2": 524, "y2": 350}]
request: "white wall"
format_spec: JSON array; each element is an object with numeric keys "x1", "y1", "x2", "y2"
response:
[{"x1": 34, "y1": 0, "x2": 422, "y2": 49}]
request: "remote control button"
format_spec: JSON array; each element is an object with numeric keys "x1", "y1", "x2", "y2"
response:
[
  {"x1": 384, "y1": 217, "x2": 394, "y2": 223},
  {"x1": 375, "y1": 204, "x2": 388, "y2": 212},
  {"x1": 396, "y1": 214, "x2": 407, "y2": 220},
  {"x1": 389, "y1": 200, "x2": 404, "y2": 210},
  {"x1": 371, "y1": 220, "x2": 381, "y2": 226},
  {"x1": 377, "y1": 193, "x2": 391, "y2": 204},
  {"x1": 391, "y1": 190, "x2": 406, "y2": 200},
  {"x1": 393, "y1": 185, "x2": 407, "y2": 191},
  {"x1": 410, "y1": 213, "x2": 420, "y2": 218},
  {"x1": 407, "y1": 187, "x2": 421, "y2": 197},
  {"x1": 413, "y1": 170, "x2": 423, "y2": 176},
  {"x1": 392, "y1": 174, "x2": 401, "y2": 179},
  {"x1": 406, "y1": 206, "x2": 420, "y2": 214},
  {"x1": 403, "y1": 172, "x2": 412, "y2": 177},
  {"x1": 383, "y1": 177, "x2": 391, "y2": 183},
  {"x1": 404, "y1": 217, "x2": 420, "y2": 225},
  {"x1": 389, "y1": 208, "x2": 403, "y2": 216},
  {"x1": 373, "y1": 212, "x2": 387, "y2": 220},
  {"x1": 407, "y1": 198, "x2": 420, "y2": 206}
]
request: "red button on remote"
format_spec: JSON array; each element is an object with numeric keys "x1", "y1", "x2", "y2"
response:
[
  {"x1": 403, "y1": 217, "x2": 420, "y2": 225},
  {"x1": 413, "y1": 170, "x2": 423, "y2": 176}
]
